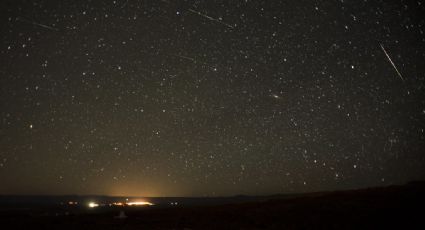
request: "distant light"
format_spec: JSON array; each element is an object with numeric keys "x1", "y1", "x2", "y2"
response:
[
  {"x1": 112, "y1": 202, "x2": 124, "y2": 206},
  {"x1": 88, "y1": 202, "x2": 99, "y2": 208},
  {"x1": 126, "y1": 201, "x2": 153, "y2": 206}
]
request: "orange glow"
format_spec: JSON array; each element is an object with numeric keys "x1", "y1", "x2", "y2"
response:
[
  {"x1": 112, "y1": 202, "x2": 124, "y2": 206},
  {"x1": 126, "y1": 201, "x2": 154, "y2": 206}
]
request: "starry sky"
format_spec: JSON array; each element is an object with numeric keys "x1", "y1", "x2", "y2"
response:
[{"x1": 0, "y1": 0, "x2": 424, "y2": 197}]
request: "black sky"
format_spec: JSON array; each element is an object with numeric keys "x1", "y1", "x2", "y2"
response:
[{"x1": 0, "y1": 0, "x2": 424, "y2": 196}]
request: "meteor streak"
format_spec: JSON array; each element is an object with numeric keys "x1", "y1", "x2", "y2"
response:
[
  {"x1": 380, "y1": 43, "x2": 404, "y2": 82},
  {"x1": 188, "y1": 9, "x2": 234, "y2": 29},
  {"x1": 16, "y1": 17, "x2": 58, "y2": 31},
  {"x1": 173, "y1": 54, "x2": 218, "y2": 71},
  {"x1": 174, "y1": 54, "x2": 195, "y2": 62}
]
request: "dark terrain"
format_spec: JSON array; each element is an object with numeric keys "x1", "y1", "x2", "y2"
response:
[{"x1": 1, "y1": 182, "x2": 424, "y2": 229}]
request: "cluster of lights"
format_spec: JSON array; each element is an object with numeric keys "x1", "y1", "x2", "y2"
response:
[
  {"x1": 86, "y1": 200, "x2": 153, "y2": 208},
  {"x1": 127, "y1": 201, "x2": 154, "y2": 206},
  {"x1": 88, "y1": 202, "x2": 99, "y2": 208},
  {"x1": 112, "y1": 202, "x2": 124, "y2": 206}
]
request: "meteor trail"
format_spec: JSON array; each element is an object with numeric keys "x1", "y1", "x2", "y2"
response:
[
  {"x1": 188, "y1": 9, "x2": 234, "y2": 29},
  {"x1": 17, "y1": 17, "x2": 58, "y2": 31},
  {"x1": 380, "y1": 43, "x2": 404, "y2": 82},
  {"x1": 173, "y1": 54, "x2": 218, "y2": 71},
  {"x1": 174, "y1": 54, "x2": 195, "y2": 62}
]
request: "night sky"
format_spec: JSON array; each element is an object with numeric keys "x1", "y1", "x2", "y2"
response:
[{"x1": 1, "y1": 0, "x2": 424, "y2": 197}]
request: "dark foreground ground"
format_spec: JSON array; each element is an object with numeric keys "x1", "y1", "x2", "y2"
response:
[{"x1": 1, "y1": 182, "x2": 424, "y2": 229}]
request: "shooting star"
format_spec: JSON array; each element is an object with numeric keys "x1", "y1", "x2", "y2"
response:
[
  {"x1": 173, "y1": 54, "x2": 218, "y2": 71},
  {"x1": 17, "y1": 17, "x2": 58, "y2": 31},
  {"x1": 380, "y1": 43, "x2": 404, "y2": 81},
  {"x1": 174, "y1": 54, "x2": 195, "y2": 62},
  {"x1": 188, "y1": 9, "x2": 234, "y2": 29}
]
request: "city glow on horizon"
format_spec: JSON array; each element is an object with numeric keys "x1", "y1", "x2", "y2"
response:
[
  {"x1": 112, "y1": 202, "x2": 124, "y2": 206},
  {"x1": 126, "y1": 201, "x2": 154, "y2": 206},
  {"x1": 85, "y1": 200, "x2": 153, "y2": 208},
  {"x1": 88, "y1": 202, "x2": 99, "y2": 208}
]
